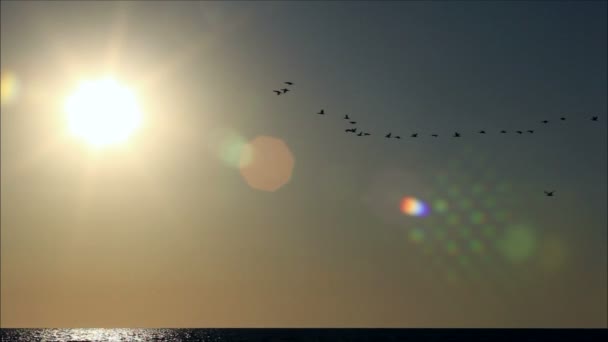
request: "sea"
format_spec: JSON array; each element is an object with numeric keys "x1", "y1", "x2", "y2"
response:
[{"x1": 1, "y1": 328, "x2": 606, "y2": 341}]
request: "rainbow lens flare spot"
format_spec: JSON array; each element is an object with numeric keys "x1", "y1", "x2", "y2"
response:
[{"x1": 400, "y1": 197, "x2": 430, "y2": 217}]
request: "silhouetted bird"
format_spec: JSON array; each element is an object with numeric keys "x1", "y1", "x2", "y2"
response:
[
  {"x1": 544, "y1": 191, "x2": 554, "y2": 197},
  {"x1": 281, "y1": 88, "x2": 290, "y2": 93},
  {"x1": 344, "y1": 115, "x2": 350, "y2": 120},
  {"x1": 350, "y1": 121, "x2": 357, "y2": 124},
  {"x1": 364, "y1": 133, "x2": 371, "y2": 136},
  {"x1": 317, "y1": 109, "x2": 325, "y2": 115},
  {"x1": 479, "y1": 130, "x2": 486, "y2": 134},
  {"x1": 453, "y1": 132, "x2": 461, "y2": 137},
  {"x1": 395, "y1": 136, "x2": 401, "y2": 139},
  {"x1": 411, "y1": 133, "x2": 418, "y2": 137},
  {"x1": 345, "y1": 128, "x2": 356, "y2": 133},
  {"x1": 527, "y1": 130, "x2": 534, "y2": 133},
  {"x1": 273, "y1": 90, "x2": 281, "y2": 95},
  {"x1": 385, "y1": 133, "x2": 392, "y2": 138},
  {"x1": 516, "y1": 131, "x2": 523, "y2": 134},
  {"x1": 500, "y1": 130, "x2": 507, "y2": 134},
  {"x1": 284, "y1": 82, "x2": 293, "y2": 85},
  {"x1": 431, "y1": 134, "x2": 439, "y2": 137},
  {"x1": 541, "y1": 120, "x2": 549, "y2": 124},
  {"x1": 357, "y1": 132, "x2": 363, "y2": 136},
  {"x1": 592, "y1": 116, "x2": 598, "y2": 121},
  {"x1": 560, "y1": 117, "x2": 566, "y2": 121}
]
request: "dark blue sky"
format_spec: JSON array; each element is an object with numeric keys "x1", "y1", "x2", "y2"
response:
[{"x1": 1, "y1": 1, "x2": 606, "y2": 327}]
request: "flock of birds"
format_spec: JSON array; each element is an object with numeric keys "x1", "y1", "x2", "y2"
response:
[{"x1": 272, "y1": 81, "x2": 603, "y2": 197}]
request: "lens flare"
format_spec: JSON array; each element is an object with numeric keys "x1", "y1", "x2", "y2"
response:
[
  {"x1": 1, "y1": 70, "x2": 20, "y2": 106},
  {"x1": 400, "y1": 197, "x2": 430, "y2": 217}
]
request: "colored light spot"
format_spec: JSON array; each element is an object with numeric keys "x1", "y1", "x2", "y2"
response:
[
  {"x1": 239, "y1": 136, "x2": 295, "y2": 192},
  {"x1": 470, "y1": 211, "x2": 485, "y2": 225},
  {"x1": 1, "y1": 70, "x2": 19, "y2": 106},
  {"x1": 219, "y1": 132, "x2": 252, "y2": 168},
  {"x1": 408, "y1": 228, "x2": 425, "y2": 244},
  {"x1": 433, "y1": 199, "x2": 449, "y2": 214},
  {"x1": 497, "y1": 225, "x2": 536, "y2": 264},
  {"x1": 400, "y1": 197, "x2": 430, "y2": 217},
  {"x1": 470, "y1": 239, "x2": 485, "y2": 254}
]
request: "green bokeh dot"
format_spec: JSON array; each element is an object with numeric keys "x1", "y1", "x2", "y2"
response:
[
  {"x1": 470, "y1": 211, "x2": 485, "y2": 225},
  {"x1": 433, "y1": 199, "x2": 449, "y2": 214},
  {"x1": 470, "y1": 239, "x2": 485, "y2": 254}
]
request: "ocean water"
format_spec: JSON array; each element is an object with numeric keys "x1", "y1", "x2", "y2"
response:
[{"x1": 1, "y1": 328, "x2": 606, "y2": 341}]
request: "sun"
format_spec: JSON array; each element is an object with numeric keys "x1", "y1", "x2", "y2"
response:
[{"x1": 64, "y1": 77, "x2": 142, "y2": 148}]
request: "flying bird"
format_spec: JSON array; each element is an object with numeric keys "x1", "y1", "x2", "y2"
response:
[
  {"x1": 385, "y1": 133, "x2": 392, "y2": 138},
  {"x1": 357, "y1": 132, "x2": 363, "y2": 136},
  {"x1": 364, "y1": 132, "x2": 371, "y2": 136},
  {"x1": 395, "y1": 136, "x2": 401, "y2": 139},
  {"x1": 541, "y1": 120, "x2": 549, "y2": 124},
  {"x1": 317, "y1": 109, "x2": 325, "y2": 115},
  {"x1": 344, "y1": 115, "x2": 350, "y2": 120},
  {"x1": 527, "y1": 130, "x2": 534, "y2": 133},
  {"x1": 345, "y1": 128, "x2": 356, "y2": 133},
  {"x1": 592, "y1": 116, "x2": 598, "y2": 121},
  {"x1": 479, "y1": 130, "x2": 486, "y2": 134},
  {"x1": 281, "y1": 88, "x2": 290, "y2": 93},
  {"x1": 500, "y1": 130, "x2": 507, "y2": 134},
  {"x1": 284, "y1": 82, "x2": 293, "y2": 85},
  {"x1": 544, "y1": 191, "x2": 555, "y2": 197},
  {"x1": 411, "y1": 133, "x2": 418, "y2": 137},
  {"x1": 431, "y1": 134, "x2": 439, "y2": 137},
  {"x1": 453, "y1": 132, "x2": 461, "y2": 137},
  {"x1": 516, "y1": 131, "x2": 523, "y2": 134},
  {"x1": 350, "y1": 121, "x2": 357, "y2": 124},
  {"x1": 560, "y1": 117, "x2": 566, "y2": 121},
  {"x1": 273, "y1": 90, "x2": 281, "y2": 95}
]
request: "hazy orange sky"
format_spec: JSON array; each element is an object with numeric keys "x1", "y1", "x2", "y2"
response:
[{"x1": 1, "y1": 1, "x2": 606, "y2": 327}]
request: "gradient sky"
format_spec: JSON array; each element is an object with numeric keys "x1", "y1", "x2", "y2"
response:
[{"x1": 1, "y1": 1, "x2": 606, "y2": 328}]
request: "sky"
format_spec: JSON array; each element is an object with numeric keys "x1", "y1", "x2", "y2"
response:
[{"x1": 1, "y1": 1, "x2": 606, "y2": 328}]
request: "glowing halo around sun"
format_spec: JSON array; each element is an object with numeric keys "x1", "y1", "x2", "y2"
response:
[
  {"x1": 400, "y1": 196, "x2": 430, "y2": 217},
  {"x1": 64, "y1": 77, "x2": 142, "y2": 148}
]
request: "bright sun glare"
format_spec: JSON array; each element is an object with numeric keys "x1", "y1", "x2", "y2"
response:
[{"x1": 65, "y1": 77, "x2": 142, "y2": 147}]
